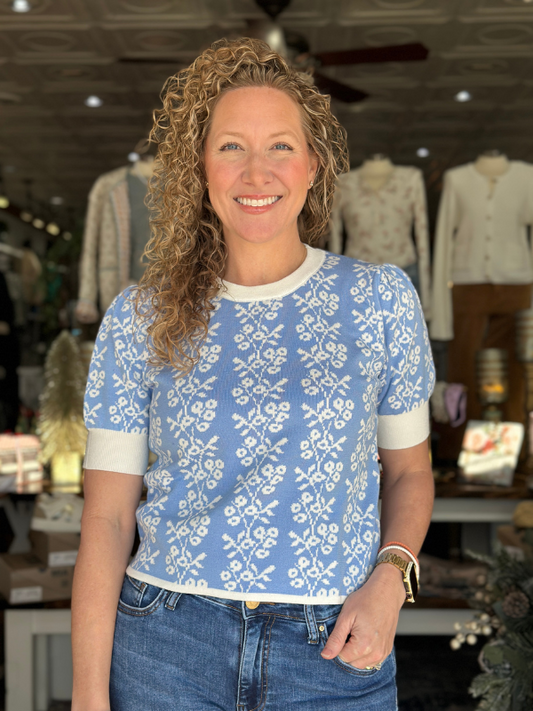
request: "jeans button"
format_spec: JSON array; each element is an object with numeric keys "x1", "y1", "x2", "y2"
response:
[{"x1": 245, "y1": 601, "x2": 260, "y2": 609}]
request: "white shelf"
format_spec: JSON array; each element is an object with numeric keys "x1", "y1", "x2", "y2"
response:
[
  {"x1": 431, "y1": 497, "x2": 524, "y2": 523},
  {"x1": 397, "y1": 608, "x2": 473, "y2": 635}
]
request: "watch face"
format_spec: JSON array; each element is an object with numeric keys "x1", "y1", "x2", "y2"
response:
[{"x1": 408, "y1": 563, "x2": 418, "y2": 600}]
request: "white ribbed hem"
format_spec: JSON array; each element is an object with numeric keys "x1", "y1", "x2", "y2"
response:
[
  {"x1": 126, "y1": 567, "x2": 350, "y2": 605},
  {"x1": 219, "y1": 245, "x2": 325, "y2": 302},
  {"x1": 84, "y1": 428, "x2": 148, "y2": 476},
  {"x1": 377, "y1": 401, "x2": 430, "y2": 449}
]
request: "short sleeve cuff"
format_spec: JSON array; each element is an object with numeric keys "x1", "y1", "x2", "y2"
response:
[
  {"x1": 377, "y1": 401, "x2": 430, "y2": 450},
  {"x1": 84, "y1": 428, "x2": 149, "y2": 475}
]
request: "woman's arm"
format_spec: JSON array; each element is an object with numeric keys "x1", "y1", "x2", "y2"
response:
[
  {"x1": 71, "y1": 469, "x2": 143, "y2": 711},
  {"x1": 321, "y1": 439, "x2": 434, "y2": 667}
]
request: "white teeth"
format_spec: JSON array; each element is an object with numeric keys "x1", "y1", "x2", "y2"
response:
[{"x1": 236, "y1": 196, "x2": 281, "y2": 207}]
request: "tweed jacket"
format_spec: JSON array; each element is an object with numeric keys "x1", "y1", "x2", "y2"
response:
[{"x1": 78, "y1": 166, "x2": 134, "y2": 318}]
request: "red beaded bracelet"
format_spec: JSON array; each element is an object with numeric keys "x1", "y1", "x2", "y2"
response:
[{"x1": 379, "y1": 541, "x2": 418, "y2": 560}]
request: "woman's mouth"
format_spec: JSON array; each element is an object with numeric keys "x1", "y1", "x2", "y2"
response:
[{"x1": 234, "y1": 196, "x2": 282, "y2": 207}]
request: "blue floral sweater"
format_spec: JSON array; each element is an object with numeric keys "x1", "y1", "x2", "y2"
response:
[{"x1": 83, "y1": 246, "x2": 435, "y2": 604}]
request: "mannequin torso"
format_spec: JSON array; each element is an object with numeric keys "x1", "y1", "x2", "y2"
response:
[
  {"x1": 360, "y1": 157, "x2": 395, "y2": 191},
  {"x1": 474, "y1": 154, "x2": 510, "y2": 179},
  {"x1": 131, "y1": 156, "x2": 155, "y2": 182}
]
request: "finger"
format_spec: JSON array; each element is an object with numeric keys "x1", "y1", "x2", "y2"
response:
[
  {"x1": 339, "y1": 636, "x2": 389, "y2": 669},
  {"x1": 321, "y1": 615, "x2": 352, "y2": 659}
]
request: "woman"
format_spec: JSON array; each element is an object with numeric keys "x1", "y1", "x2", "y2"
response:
[{"x1": 72, "y1": 38, "x2": 435, "y2": 711}]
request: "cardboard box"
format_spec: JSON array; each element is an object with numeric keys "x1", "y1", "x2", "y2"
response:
[
  {"x1": 30, "y1": 530, "x2": 80, "y2": 567},
  {"x1": 0, "y1": 553, "x2": 74, "y2": 605}
]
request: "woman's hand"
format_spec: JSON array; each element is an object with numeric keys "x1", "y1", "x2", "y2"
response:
[{"x1": 320, "y1": 563, "x2": 406, "y2": 669}]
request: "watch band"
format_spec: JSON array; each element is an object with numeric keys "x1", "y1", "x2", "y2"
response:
[
  {"x1": 375, "y1": 551, "x2": 419, "y2": 603},
  {"x1": 378, "y1": 544, "x2": 419, "y2": 576}
]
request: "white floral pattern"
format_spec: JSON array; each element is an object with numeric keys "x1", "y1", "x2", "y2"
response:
[{"x1": 84, "y1": 249, "x2": 435, "y2": 603}]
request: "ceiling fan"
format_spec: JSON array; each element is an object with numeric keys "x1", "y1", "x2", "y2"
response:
[{"x1": 119, "y1": 0, "x2": 429, "y2": 104}]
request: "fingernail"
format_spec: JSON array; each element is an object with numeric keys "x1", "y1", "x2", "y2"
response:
[{"x1": 321, "y1": 650, "x2": 333, "y2": 659}]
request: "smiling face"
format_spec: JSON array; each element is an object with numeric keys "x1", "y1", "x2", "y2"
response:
[{"x1": 203, "y1": 86, "x2": 318, "y2": 253}]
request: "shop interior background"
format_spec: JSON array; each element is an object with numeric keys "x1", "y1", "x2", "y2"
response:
[{"x1": 2, "y1": 1, "x2": 533, "y2": 711}]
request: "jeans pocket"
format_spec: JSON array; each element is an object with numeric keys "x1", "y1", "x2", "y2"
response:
[
  {"x1": 320, "y1": 615, "x2": 381, "y2": 678},
  {"x1": 118, "y1": 574, "x2": 168, "y2": 617}
]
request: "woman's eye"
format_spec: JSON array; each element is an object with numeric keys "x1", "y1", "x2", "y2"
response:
[
  {"x1": 273, "y1": 143, "x2": 292, "y2": 150},
  {"x1": 220, "y1": 143, "x2": 240, "y2": 151}
]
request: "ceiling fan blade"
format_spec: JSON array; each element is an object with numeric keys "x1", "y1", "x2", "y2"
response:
[
  {"x1": 314, "y1": 42, "x2": 429, "y2": 67},
  {"x1": 118, "y1": 57, "x2": 182, "y2": 64},
  {"x1": 313, "y1": 71, "x2": 369, "y2": 103}
]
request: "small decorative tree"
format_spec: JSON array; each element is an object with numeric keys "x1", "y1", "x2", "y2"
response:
[{"x1": 38, "y1": 330, "x2": 87, "y2": 485}]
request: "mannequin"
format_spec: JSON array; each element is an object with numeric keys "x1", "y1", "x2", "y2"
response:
[
  {"x1": 76, "y1": 154, "x2": 154, "y2": 324},
  {"x1": 431, "y1": 152, "x2": 533, "y2": 457},
  {"x1": 474, "y1": 150, "x2": 510, "y2": 179},
  {"x1": 328, "y1": 154, "x2": 432, "y2": 318},
  {"x1": 359, "y1": 154, "x2": 394, "y2": 192}
]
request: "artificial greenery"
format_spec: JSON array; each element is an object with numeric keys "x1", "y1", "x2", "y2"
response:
[{"x1": 466, "y1": 547, "x2": 533, "y2": 710}]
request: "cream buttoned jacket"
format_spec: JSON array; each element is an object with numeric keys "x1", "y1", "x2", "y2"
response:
[{"x1": 430, "y1": 161, "x2": 533, "y2": 341}]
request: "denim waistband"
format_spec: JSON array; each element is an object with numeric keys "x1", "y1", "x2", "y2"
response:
[{"x1": 193, "y1": 593, "x2": 343, "y2": 645}]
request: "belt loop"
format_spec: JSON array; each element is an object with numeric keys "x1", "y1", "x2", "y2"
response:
[
  {"x1": 304, "y1": 604, "x2": 319, "y2": 645},
  {"x1": 165, "y1": 591, "x2": 182, "y2": 610}
]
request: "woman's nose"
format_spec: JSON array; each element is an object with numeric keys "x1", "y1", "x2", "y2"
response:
[{"x1": 242, "y1": 153, "x2": 272, "y2": 185}]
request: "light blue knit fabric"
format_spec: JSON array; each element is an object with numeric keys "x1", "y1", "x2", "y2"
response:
[{"x1": 83, "y1": 246, "x2": 435, "y2": 604}]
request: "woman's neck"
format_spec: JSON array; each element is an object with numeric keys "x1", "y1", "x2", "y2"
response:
[
  {"x1": 474, "y1": 155, "x2": 510, "y2": 178},
  {"x1": 223, "y1": 236, "x2": 307, "y2": 287}
]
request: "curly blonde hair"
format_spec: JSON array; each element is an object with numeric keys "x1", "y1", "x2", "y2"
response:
[{"x1": 136, "y1": 37, "x2": 349, "y2": 374}]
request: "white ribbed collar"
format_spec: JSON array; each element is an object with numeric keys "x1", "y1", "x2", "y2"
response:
[{"x1": 219, "y1": 244, "x2": 325, "y2": 302}]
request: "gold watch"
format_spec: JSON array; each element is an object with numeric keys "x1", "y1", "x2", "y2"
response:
[{"x1": 375, "y1": 552, "x2": 419, "y2": 603}]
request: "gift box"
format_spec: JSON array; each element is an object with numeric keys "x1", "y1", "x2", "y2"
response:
[
  {"x1": 0, "y1": 553, "x2": 74, "y2": 605},
  {"x1": 30, "y1": 530, "x2": 80, "y2": 567}
]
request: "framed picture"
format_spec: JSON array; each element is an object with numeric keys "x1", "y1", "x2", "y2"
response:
[{"x1": 458, "y1": 420, "x2": 524, "y2": 486}]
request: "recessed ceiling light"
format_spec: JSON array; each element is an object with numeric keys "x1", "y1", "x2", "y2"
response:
[
  {"x1": 0, "y1": 196, "x2": 9, "y2": 209},
  {"x1": 128, "y1": 152, "x2": 140, "y2": 162},
  {"x1": 32, "y1": 217, "x2": 45, "y2": 229},
  {"x1": 20, "y1": 211, "x2": 33, "y2": 222},
  {"x1": 50, "y1": 196, "x2": 64, "y2": 205},
  {"x1": 417, "y1": 147, "x2": 430, "y2": 158},
  {"x1": 455, "y1": 90, "x2": 472, "y2": 103},
  {"x1": 12, "y1": 0, "x2": 31, "y2": 12},
  {"x1": 62, "y1": 231, "x2": 72, "y2": 241},
  {"x1": 85, "y1": 95, "x2": 103, "y2": 108}
]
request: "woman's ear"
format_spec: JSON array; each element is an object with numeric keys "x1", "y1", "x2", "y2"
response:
[{"x1": 309, "y1": 150, "x2": 319, "y2": 183}]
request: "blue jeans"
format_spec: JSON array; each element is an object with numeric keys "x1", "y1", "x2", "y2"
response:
[{"x1": 110, "y1": 575, "x2": 398, "y2": 710}]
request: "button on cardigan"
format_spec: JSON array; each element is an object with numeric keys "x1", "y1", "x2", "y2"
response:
[{"x1": 430, "y1": 161, "x2": 533, "y2": 341}]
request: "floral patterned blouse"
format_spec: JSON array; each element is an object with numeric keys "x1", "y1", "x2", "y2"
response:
[{"x1": 329, "y1": 166, "x2": 431, "y2": 320}]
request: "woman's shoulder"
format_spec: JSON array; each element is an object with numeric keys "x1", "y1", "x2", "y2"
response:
[
  {"x1": 100, "y1": 285, "x2": 155, "y2": 345},
  {"x1": 320, "y1": 255, "x2": 418, "y2": 308},
  {"x1": 322, "y1": 252, "x2": 408, "y2": 284}
]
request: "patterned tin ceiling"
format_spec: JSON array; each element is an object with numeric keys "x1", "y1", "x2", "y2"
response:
[{"x1": 1, "y1": 0, "x2": 533, "y2": 218}]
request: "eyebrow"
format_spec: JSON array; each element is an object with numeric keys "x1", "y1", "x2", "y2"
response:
[{"x1": 215, "y1": 130, "x2": 301, "y2": 141}]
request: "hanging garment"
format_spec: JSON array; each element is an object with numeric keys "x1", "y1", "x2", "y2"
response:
[
  {"x1": 430, "y1": 161, "x2": 533, "y2": 341},
  {"x1": 328, "y1": 166, "x2": 431, "y2": 319},
  {"x1": 127, "y1": 170, "x2": 151, "y2": 282},
  {"x1": 77, "y1": 165, "x2": 151, "y2": 322},
  {"x1": 0, "y1": 271, "x2": 19, "y2": 431}
]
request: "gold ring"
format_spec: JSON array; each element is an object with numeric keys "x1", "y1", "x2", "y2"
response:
[{"x1": 365, "y1": 662, "x2": 382, "y2": 671}]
